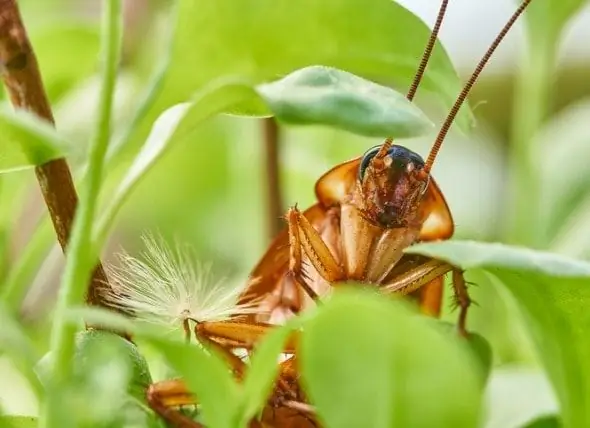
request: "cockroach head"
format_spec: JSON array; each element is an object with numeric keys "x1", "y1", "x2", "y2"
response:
[{"x1": 357, "y1": 142, "x2": 429, "y2": 228}]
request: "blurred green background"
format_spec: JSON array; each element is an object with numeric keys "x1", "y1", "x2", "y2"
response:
[{"x1": 2, "y1": 0, "x2": 590, "y2": 424}]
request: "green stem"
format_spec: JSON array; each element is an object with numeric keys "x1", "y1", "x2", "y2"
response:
[
  {"x1": 506, "y1": 26, "x2": 557, "y2": 247},
  {"x1": 1, "y1": 4, "x2": 175, "y2": 310},
  {"x1": 42, "y1": 0, "x2": 122, "y2": 425}
]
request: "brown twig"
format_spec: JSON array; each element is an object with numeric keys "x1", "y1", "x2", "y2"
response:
[
  {"x1": 262, "y1": 117, "x2": 283, "y2": 239},
  {"x1": 0, "y1": 0, "x2": 112, "y2": 312}
]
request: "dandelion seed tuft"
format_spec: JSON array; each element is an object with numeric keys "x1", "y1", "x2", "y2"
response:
[{"x1": 103, "y1": 233, "x2": 261, "y2": 329}]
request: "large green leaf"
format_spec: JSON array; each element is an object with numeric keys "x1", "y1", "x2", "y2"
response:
[
  {"x1": 407, "y1": 240, "x2": 590, "y2": 428},
  {"x1": 0, "y1": 416, "x2": 38, "y2": 428},
  {"x1": 256, "y1": 66, "x2": 433, "y2": 137},
  {"x1": 299, "y1": 288, "x2": 482, "y2": 428},
  {"x1": 130, "y1": 0, "x2": 472, "y2": 154},
  {"x1": 0, "y1": 106, "x2": 69, "y2": 174}
]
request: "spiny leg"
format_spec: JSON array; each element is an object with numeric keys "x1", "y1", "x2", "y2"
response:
[
  {"x1": 382, "y1": 258, "x2": 473, "y2": 335},
  {"x1": 195, "y1": 320, "x2": 298, "y2": 353},
  {"x1": 146, "y1": 379, "x2": 203, "y2": 428},
  {"x1": 381, "y1": 258, "x2": 452, "y2": 296},
  {"x1": 451, "y1": 268, "x2": 471, "y2": 337},
  {"x1": 194, "y1": 324, "x2": 249, "y2": 378},
  {"x1": 287, "y1": 205, "x2": 344, "y2": 301}
]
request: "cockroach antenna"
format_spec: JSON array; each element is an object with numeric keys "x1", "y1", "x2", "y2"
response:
[
  {"x1": 406, "y1": 0, "x2": 449, "y2": 102},
  {"x1": 423, "y1": 0, "x2": 533, "y2": 173},
  {"x1": 380, "y1": 0, "x2": 449, "y2": 151}
]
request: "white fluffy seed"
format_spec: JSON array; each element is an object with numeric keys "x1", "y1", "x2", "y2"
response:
[{"x1": 103, "y1": 233, "x2": 261, "y2": 329}]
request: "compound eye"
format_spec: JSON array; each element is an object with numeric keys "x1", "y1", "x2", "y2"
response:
[{"x1": 358, "y1": 145, "x2": 381, "y2": 181}]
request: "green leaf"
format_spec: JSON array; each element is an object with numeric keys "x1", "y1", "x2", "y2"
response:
[
  {"x1": 407, "y1": 240, "x2": 590, "y2": 428},
  {"x1": 256, "y1": 66, "x2": 433, "y2": 138},
  {"x1": 146, "y1": 336, "x2": 240, "y2": 428},
  {"x1": 237, "y1": 319, "x2": 300, "y2": 425},
  {"x1": 299, "y1": 288, "x2": 482, "y2": 428},
  {"x1": 0, "y1": 106, "x2": 69, "y2": 174},
  {"x1": 93, "y1": 79, "x2": 259, "y2": 246},
  {"x1": 483, "y1": 366, "x2": 558, "y2": 428},
  {"x1": 426, "y1": 320, "x2": 493, "y2": 387},
  {"x1": 156, "y1": 0, "x2": 472, "y2": 134},
  {"x1": 36, "y1": 330, "x2": 155, "y2": 428},
  {"x1": 76, "y1": 330, "x2": 153, "y2": 401},
  {"x1": 0, "y1": 416, "x2": 38, "y2": 428}
]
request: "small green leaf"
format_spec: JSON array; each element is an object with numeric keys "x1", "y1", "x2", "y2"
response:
[
  {"x1": 75, "y1": 330, "x2": 153, "y2": 401},
  {"x1": 36, "y1": 330, "x2": 155, "y2": 428},
  {"x1": 0, "y1": 106, "x2": 69, "y2": 174},
  {"x1": 256, "y1": 66, "x2": 433, "y2": 138},
  {"x1": 237, "y1": 319, "x2": 300, "y2": 425},
  {"x1": 299, "y1": 288, "x2": 482, "y2": 428},
  {"x1": 0, "y1": 416, "x2": 38, "y2": 428},
  {"x1": 407, "y1": 240, "x2": 590, "y2": 428},
  {"x1": 146, "y1": 336, "x2": 240, "y2": 428}
]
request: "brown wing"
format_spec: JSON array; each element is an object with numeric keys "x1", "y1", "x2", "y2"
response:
[
  {"x1": 415, "y1": 177, "x2": 454, "y2": 316},
  {"x1": 418, "y1": 177, "x2": 454, "y2": 241},
  {"x1": 238, "y1": 203, "x2": 328, "y2": 306},
  {"x1": 314, "y1": 157, "x2": 361, "y2": 207}
]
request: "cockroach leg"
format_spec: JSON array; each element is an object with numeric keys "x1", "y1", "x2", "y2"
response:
[
  {"x1": 381, "y1": 258, "x2": 452, "y2": 296},
  {"x1": 194, "y1": 321, "x2": 301, "y2": 399},
  {"x1": 287, "y1": 205, "x2": 344, "y2": 300},
  {"x1": 451, "y1": 268, "x2": 471, "y2": 337},
  {"x1": 195, "y1": 320, "x2": 298, "y2": 353},
  {"x1": 146, "y1": 379, "x2": 203, "y2": 428},
  {"x1": 194, "y1": 324, "x2": 249, "y2": 378},
  {"x1": 383, "y1": 258, "x2": 473, "y2": 335}
]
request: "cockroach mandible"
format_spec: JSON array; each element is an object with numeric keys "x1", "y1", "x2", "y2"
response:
[{"x1": 139, "y1": 1, "x2": 534, "y2": 426}]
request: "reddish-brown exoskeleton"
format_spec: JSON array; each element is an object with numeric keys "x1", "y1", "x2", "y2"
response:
[{"x1": 145, "y1": 1, "x2": 533, "y2": 426}]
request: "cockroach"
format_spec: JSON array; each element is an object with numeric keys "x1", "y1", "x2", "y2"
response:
[{"x1": 134, "y1": 1, "x2": 534, "y2": 426}]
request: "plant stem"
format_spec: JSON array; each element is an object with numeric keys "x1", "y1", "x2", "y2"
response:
[
  {"x1": 47, "y1": 0, "x2": 122, "y2": 397},
  {"x1": 2, "y1": 2, "x2": 177, "y2": 310},
  {"x1": 0, "y1": 0, "x2": 115, "y2": 310},
  {"x1": 506, "y1": 27, "x2": 557, "y2": 247},
  {"x1": 262, "y1": 117, "x2": 283, "y2": 240}
]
